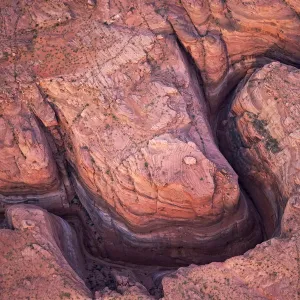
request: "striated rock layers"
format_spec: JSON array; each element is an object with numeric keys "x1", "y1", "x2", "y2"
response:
[
  {"x1": 219, "y1": 62, "x2": 300, "y2": 237},
  {"x1": 167, "y1": 0, "x2": 300, "y2": 112},
  {"x1": 4, "y1": 198, "x2": 299, "y2": 299},
  {"x1": 0, "y1": 205, "x2": 92, "y2": 300},
  {"x1": 0, "y1": 0, "x2": 300, "y2": 299},
  {"x1": 40, "y1": 28, "x2": 261, "y2": 265},
  {"x1": 0, "y1": 0, "x2": 280, "y2": 265},
  {"x1": 0, "y1": 84, "x2": 71, "y2": 210},
  {"x1": 98, "y1": 195, "x2": 300, "y2": 299},
  {"x1": 161, "y1": 195, "x2": 300, "y2": 300},
  {"x1": 0, "y1": 0, "x2": 299, "y2": 273}
]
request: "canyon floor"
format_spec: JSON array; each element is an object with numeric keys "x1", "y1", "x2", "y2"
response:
[{"x1": 0, "y1": 0, "x2": 300, "y2": 299}]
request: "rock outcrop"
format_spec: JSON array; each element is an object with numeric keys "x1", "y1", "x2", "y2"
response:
[
  {"x1": 1, "y1": 0, "x2": 300, "y2": 299},
  {"x1": 38, "y1": 24, "x2": 261, "y2": 264},
  {"x1": 95, "y1": 270, "x2": 155, "y2": 300},
  {"x1": 219, "y1": 62, "x2": 300, "y2": 236},
  {"x1": 162, "y1": 195, "x2": 300, "y2": 300},
  {"x1": 0, "y1": 82, "x2": 71, "y2": 210},
  {"x1": 167, "y1": 0, "x2": 300, "y2": 111},
  {"x1": 2, "y1": 198, "x2": 300, "y2": 299},
  {"x1": 0, "y1": 0, "x2": 269, "y2": 265},
  {"x1": 0, "y1": 205, "x2": 92, "y2": 300}
]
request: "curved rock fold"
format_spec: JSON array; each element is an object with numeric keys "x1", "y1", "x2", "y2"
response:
[{"x1": 0, "y1": 0, "x2": 300, "y2": 299}]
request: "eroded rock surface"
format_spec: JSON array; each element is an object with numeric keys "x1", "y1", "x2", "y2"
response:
[
  {"x1": 219, "y1": 62, "x2": 300, "y2": 236},
  {"x1": 167, "y1": 0, "x2": 300, "y2": 111},
  {"x1": 0, "y1": 82, "x2": 71, "y2": 210},
  {"x1": 162, "y1": 195, "x2": 300, "y2": 300},
  {"x1": 0, "y1": 0, "x2": 300, "y2": 299},
  {"x1": 0, "y1": 205, "x2": 92, "y2": 300},
  {"x1": 95, "y1": 270, "x2": 155, "y2": 300},
  {"x1": 39, "y1": 27, "x2": 261, "y2": 264},
  {"x1": 0, "y1": 0, "x2": 268, "y2": 265}
]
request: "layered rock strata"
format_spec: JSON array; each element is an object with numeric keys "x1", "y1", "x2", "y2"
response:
[
  {"x1": 219, "y1": 62, "x2": 300, "y2": 236},
  {"x1": 0, "y1": 0, "x2": 270, "y2": 264},
  {"x1": 0, "y1": 0, "x2": 300, "y2": 299},
  {"x1": 1, "y1": 196, "x2": 300, "y2": 299},
  {"x1": 0, "y1": 0, "x2": 300, "y2": 272},
  {"x1": 0, "y1": 205, "x2": 92, "y2": 300},
  {"x1": 162, "y1": 195, "x2": 300, "y2": 300},
  {"x1": 166, "y1": 0, "x2": 300, "y2": 111},
  {"x1": 0, "y1": 81, "x2": 71, "y2": 211}
]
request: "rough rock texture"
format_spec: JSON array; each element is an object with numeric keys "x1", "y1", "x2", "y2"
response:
[
  {"x1": 95, "y1": 270, "x2": 155, "y2": 300},
  {"x1": 2, "y1": 198, "x2": 300, "y2": 299},
  {"x1": 161, "y1": 195, "x2": 300, "y2": 300},
  {"x1": 0, "y1": 205, "x2": 92, "y2": 300},
  {"x1": 0, "y1": 0, "x2": 273, "y2": 265},
  {"x1": 1, "y1": 0, "x2": 300, "y2": 299},
  {"x1": 167, "y1": 0, "x2": 300, "y2": 111},
  {"x1": 219, "y1": 62, "x2": 300, "y2": 236},
  {"x1": 0, "y1": 83, "x2": 71, "y2": 210}
]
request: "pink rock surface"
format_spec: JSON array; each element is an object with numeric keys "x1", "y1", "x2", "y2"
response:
[
  {"x1": 0, "y1": 0, "x2": 300, "y2": 299},
  {"x1": 167, "y1": 0, "x2": 300, "y2": 111},
  {"x1": 162, "y1": 195, "x2": 300, "y2": 300},
  {"x1": 219, "y1": 62, "x2": 300, "y2": 236},
  {"x1": 0, "y1": 205, "x2": 92, "y2": 300},
  {"x1": 0, "y1": 0, "x2": 265, "y2": 264}
]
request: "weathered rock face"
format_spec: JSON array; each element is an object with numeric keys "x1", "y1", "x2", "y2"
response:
[
  {"x1": 162, "y1": 195, "x2": 300, "y2": 300},
  {"x1": 95, "y1": 270, "x2": 155, "y2": 300},
  {"x1": 219, "y1": 62, "x2": 300, "y2": 236},
  {"x1": 167, "y1": 0, "x2": 300, "y2": 111},
  {"x1": 2, "y1": 199, "x2": 300, "y2": 300},
  {"x1": 0, "y1": 83, "x2": 71, "y2": 210},
  {"x1": 38, "y1": 24, "x2": 261, "y2": 264},
  {"x1": 0, "y1": 0, "x2": 269, "y2": 265},
  {"x1": 0, "y1": 205, "x2": 92, "y2": 300},
  {"x1": 1, "y1": 0, "x2": 300, "y2": 298}
]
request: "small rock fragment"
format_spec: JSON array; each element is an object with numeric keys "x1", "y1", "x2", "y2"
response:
[{"x1": 183, "y1": 156, "x2": 197, "y2": 165}]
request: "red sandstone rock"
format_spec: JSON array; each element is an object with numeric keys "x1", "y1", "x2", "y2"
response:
[
  {"x1": 0, "y1": 205, "x2": 92, "y2": 300},
  {"x1": 219, "y1": 62, "x2": 300, "y2": 236},
  {"x1": 167, "y1": 0, "x2": 300, "y2": 111},
  {"x1": 162, "y1": 195, "x2": 300, "y2": 300},
  {"x1": 0, "y1": 0, "x2": 265, "y2": 264},
  {"x1": 0, "y1": 0, "x2": 300, "y2": 299}
]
